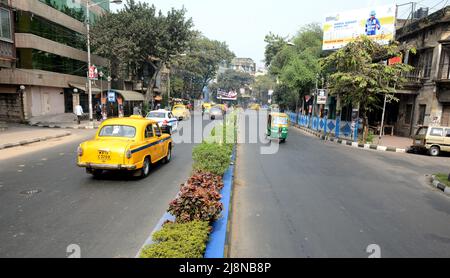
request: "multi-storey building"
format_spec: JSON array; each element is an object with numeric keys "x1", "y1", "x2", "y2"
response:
[
  {"x1": 0, "y1": 0, "x2": 109, "y2": 122},
  {"x1": 394, "y1": 6, "x2": 450, "y2": 136},
  {"x1": 230, "y1": 57, "x2": 256, "y2": 76}
]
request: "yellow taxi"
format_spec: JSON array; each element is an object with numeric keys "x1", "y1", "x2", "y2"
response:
[
  {"x1": 202, "y1": 102, "x2": 212, "y2": 110},
  {"x1": 77, "y1": 116, "x2": 173, "y2": 178},
  {"x1": 172, "y1": 104, "x2": 191, "y2": 121},
  {"x1": 248, "y1": 103, "x2": 260, "y2": 111}
]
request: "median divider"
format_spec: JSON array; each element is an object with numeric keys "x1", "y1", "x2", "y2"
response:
[
  {"x1": 204, "y1": 146, "x2": 236, "y2": 258},
  {"x1": 137, "y1": 111, "x2": 238, "y2": 258}
]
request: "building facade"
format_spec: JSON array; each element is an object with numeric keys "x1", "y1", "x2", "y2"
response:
[
  {"x1": 230, "y1": 58, "x2": 256, "y2": 76},
  {"x1": 395, "y1": 6, "x2": 450, "y2": 136},
  {"x1": 0, "y1": 0, "x2": 109, "y2": 122}
]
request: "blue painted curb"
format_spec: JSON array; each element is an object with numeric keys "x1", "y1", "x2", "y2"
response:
[
  {"x1": 204, "y1": 146, "x2": 237, "y2": 258},
  {"x1": 135, "y1": 212, "x2": 176, "y2": 258},
  {"x1": 136, "y1": 145, "x2": 237, "y2": 258}
]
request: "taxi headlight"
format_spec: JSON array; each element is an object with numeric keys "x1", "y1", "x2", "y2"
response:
[
  {"x1": 77, "y1": 146, "x2": 83, "y2": 157},
  {"x1": 126, "y1": 149, "x2": 132, "y2": 159}
]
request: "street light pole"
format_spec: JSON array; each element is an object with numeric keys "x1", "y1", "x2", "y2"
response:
[
  {"x1": 85, "y1": 0, "x2": 122, "y2": 127},
  {"x1": 86, "y1": 0, "x2": 93, "y2": 126}
]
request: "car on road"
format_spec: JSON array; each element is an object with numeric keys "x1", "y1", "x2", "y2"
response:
[
  {"x1": 209, "y1": 106, "x2": 224, "y2": 120},
  {"x1": 412, "y1": 125, "x2": 450, "y2": 156},
  {"x1": 146, "y1": 109, "x2": 178, "y2": 134},
  {"x1": 77, "y1": 116, "x2": 173, "y2": 178},
  {"x1": 172, "y1": 104, "x2": 191, "y2": 121},
  {"x1": 248, "y1": 103, "x2": 260, "y2": 111}
]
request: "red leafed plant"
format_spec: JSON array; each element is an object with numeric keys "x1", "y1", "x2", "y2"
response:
[
  {"x1": 168, "y1": 172, "x2": 224, "y2": 223},
  {"x1": 187, "y1": 172, "x2": 224, "y2": 191}
]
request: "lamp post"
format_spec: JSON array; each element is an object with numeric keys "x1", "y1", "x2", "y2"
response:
[{"x1": 85, "y1": 0, "x2": 122, "y2": 127}]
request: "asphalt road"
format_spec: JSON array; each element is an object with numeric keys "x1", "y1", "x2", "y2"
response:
[
  {"x1": 231, "y1": 112, "x2": 450, "y2": 258},
  {"x1": 0, "y1": 114, "x2": 209, "y2": 258}
]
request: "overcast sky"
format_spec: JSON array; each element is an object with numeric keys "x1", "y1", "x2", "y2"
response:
[{"x1": 112, "y1": 0, "x2": 448, "y2": 67}]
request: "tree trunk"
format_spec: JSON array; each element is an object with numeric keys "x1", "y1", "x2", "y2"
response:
[{"x1": 362, "y1": 114, "x2": 369, "y2": 143}]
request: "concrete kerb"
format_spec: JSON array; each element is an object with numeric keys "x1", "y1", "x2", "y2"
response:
[
  {"x1": 431, "y1": 175, "x2": 450, "y2": 196},
  {"x1": 0, "y1": 132, "x2": 72, "y2": 150},
  {"x1": 293, "y1": 124, "x2": 407, "y2": 154},
  {"x1": 135, "y1": 146, "x2": 237, "y2": 259},
  {"x1": 30, "y1": 123, "x2": 99, "y2": 130}
]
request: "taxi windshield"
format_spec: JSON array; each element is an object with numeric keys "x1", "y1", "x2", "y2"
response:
[
  {"x1": 173, "y1": 106, "x2": 185, "y2": 110},
  {"x1": 99, "y1": 125, "x2": 136, "y2": 138},
  {"x1": 273, "y1": 117, "x2": 288, "y2": 125}
]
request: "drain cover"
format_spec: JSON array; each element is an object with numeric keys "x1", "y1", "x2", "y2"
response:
[{"x1": 20, "y1": 189, "x2": 42, "y2": 196}]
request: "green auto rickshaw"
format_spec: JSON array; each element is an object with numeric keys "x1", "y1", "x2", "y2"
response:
[{"x1": 267, "y1": 112, "x2": 289, "y2": 143}]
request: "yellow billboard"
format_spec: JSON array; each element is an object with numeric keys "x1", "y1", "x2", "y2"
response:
[{"x1": 323, "y1": 5, "x2": 396, "y2": 51}]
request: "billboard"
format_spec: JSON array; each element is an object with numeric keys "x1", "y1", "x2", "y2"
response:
[
  {"x1": 323, "y1": 5, "x2": 396, "y2": 51},
  {"x1": 217, "y1": 89, "x2": 238, "y2": 101}
]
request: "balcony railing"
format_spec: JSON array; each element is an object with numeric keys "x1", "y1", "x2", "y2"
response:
[
  {"x1": 437, "y1": 61, "x2": 450, "y2": 81},
  {"x1": 403, "y1": 68, "x2": 424, "y2": 83}
]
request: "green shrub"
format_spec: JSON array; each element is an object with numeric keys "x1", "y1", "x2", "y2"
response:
[
  {"x1": 140, "y1": 221, "x2": 211, "y2": 258},
  {"x1": 192, "y1": 142, "x2": 232, "y2": 176}
]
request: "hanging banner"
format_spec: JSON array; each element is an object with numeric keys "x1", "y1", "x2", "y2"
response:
[
  {"x1": 217, "y1": 89, "x2": 238, "y2": 101},
  {"x1": 323, "y1": 5, "x2": 396, "y2": 51},
  {"x1": 89, "y1": 65, "x2": 98, "y2": 80}
]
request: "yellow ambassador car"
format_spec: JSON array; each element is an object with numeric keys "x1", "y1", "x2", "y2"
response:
[
  {"x1": 172, "y1": 104, "x2": 191, "y2": 121},
  {"x1": 77, "y1": 116, "x2": 173, "y2": 178}
]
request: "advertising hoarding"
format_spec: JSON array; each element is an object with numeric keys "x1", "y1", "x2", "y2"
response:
[
  {"x1": 323, "y1": 5, "x2": 396, "y2": 51},
  {"x1": 217, "y1": 89, "x2": 238, "y2": 101}
]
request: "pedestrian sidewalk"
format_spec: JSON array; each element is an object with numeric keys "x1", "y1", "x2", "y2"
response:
[
  {"x1": 0, "y1": 124, "x2": 72, "y2": 150},
  {"x1": 294, "y1": 125, "x2": 411, "y2": 153},
  {"x1": 372, "y1": 136, "x2": 412, "y2": 150},
  {"x1": 28, "y1": 113, "x2": 101, "y2": 129}
]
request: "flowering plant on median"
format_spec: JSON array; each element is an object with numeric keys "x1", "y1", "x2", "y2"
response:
[
  {"x1": 140, "y1": 111, "x2": 237, "y2": 258},
  {"x1": 168, "y1": 172, "x2": 224, "y2": 223}
]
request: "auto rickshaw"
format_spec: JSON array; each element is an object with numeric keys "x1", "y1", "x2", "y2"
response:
[{"x1": 267, "y1": 112, "x2": 289, "y2": 143}]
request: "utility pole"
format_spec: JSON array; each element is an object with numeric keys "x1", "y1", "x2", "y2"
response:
[{"x1": 86, "y1": 0, "x2": 93, "y2": 127}]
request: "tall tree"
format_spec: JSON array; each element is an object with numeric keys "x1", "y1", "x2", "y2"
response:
[
  {"x1": 321, "y1": 36, "x2": 414, "y2": 142},
  {"x1": 171, "y1": 35, "x2": 235, "y2": 99},
  {"x1": 90, "y1": 0, "x2": 194, "y2": 101},
  {"x1": 215, "y1": 69, "x2": 254, "y2": 92},
  {"x1": 264, "y1": 33, "x2": 288, "y2": 67},
  {"x1": 253, "y1": 75, "x2": 277, "y2": 104},
  {"x1": 267, "y1": 23, "x2": 323, "y2": 111}
]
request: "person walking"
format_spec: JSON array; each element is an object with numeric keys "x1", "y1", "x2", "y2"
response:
[
  {"x1": 95, "y1": 103, "x2": 102, "y2": 121},
  {"x1": 133, "y1": 105, "x2": 141, "y2": 116},
  {"x1": 75, "y1": 104, "x2": 84, "y2": 125}
]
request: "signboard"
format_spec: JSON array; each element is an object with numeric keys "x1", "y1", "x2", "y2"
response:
[
  {"x1": 88, "y1": 65, "x2": 98, "y2": 80},
  {"x1": 388, "y1": 56, "x2": 402, "y2": 65},
  {"x1": 107, "y1": 91, "x2": 116, "y2": 103},
  {"x1": 217, "y1": 89, "x2": 238, "y2": 101},
  {"x1": 268, "y1": 90, "x2": 274, "y2": 96},
  {"x1": 322, "y1": 5, "x2": 396, "y2": 51},
  {"x1": 316, "y1": 89, "x2": 328, "y2": 105}
]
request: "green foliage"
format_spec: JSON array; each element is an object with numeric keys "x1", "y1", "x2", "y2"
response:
[
  {"x1": 435, "y1": 174, "x2": 450, "y2": 187},
  {"x1": 253, "y1": 75, "x2": 277, "y2": 104},
  {"x1": 171, "y1": 35, "x2": 235, "y2": 99},
  {"x1": 192, "y1": 142, "x2": 232, "y2": 176},
  {"x1": 91, "y1": 0, "x2": 194, "y2": 81},
  {"x1": 321, "y1": 36, "x2": 414, "y2": 141},
  {"x1": 139, "y1": 221, "x2": 211, "y2": 258},
  {"x1": 264, "y1": 33, "x2": 288, "y2": 67},
  {"x1": 214, "y1": 69, "x2": 254, "y2": 93},
  {"x1": 267, "y1": 24, "x2": 323, "y2": 110}
]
